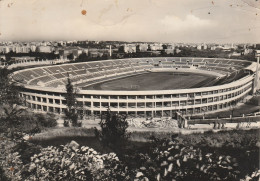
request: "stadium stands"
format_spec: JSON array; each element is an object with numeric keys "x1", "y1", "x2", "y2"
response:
[{"x1": 13, "y1": 57, "x2": 252, "y2": 90}]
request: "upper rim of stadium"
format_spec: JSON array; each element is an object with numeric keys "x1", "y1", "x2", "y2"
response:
[{"x1": 12, "y1": 57, "x2": 256, "y2": 94}]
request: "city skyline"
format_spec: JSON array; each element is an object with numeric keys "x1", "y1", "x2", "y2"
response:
[{"x1": 0, "y1": 0, "x2": 259, "y2": 43}]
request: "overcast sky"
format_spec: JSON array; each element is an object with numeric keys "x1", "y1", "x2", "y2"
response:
[{"x1": 0, "y1": 0, "x2": 259, "y2": 43}]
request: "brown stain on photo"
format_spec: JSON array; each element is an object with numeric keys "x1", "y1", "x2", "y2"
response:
[
  {"x1": 81, "y1": 9, "x2": 87, "y2": 15},
  {"x1": 7, "y1": 3, "x2": 13, "y2": 8}
]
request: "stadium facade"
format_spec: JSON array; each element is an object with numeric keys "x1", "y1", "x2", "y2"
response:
[{"x1": 12, "y1": 57, "x2": 256, "y2": 118}]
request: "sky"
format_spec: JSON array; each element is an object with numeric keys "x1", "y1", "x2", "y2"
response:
[{"x1": 0, "y1": 0, "x2": 259, "y2": 43}]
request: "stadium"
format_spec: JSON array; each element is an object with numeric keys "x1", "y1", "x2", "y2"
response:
[{"x1": 12, "y1": 57, "x2": 256, "y2": 118}]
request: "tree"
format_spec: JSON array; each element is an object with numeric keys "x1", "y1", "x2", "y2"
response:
[
  {"x1": 67, "y1": 53, "x2": 74, "y2": 60},
  {"x1": 63, "y1": 77, "x2": 82, "y2": 127},
  {"x1": 0, "y1": 67, "x2": 22, "y2": 105},
  {"x1": 95, "y1": 108, "x2": 129, "y2": 150},
  {"x1": 0, "y1": 67, "x2": 28, "y2": 138},
  {"x1": 0, "y1": 67, "x2": 58, "y2": 138}
]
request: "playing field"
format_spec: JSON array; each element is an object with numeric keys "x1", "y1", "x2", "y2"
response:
[{"x1": 83, "y1": 72, "x2": 216, "y2": 91}]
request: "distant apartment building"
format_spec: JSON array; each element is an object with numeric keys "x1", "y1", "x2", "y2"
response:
[
  {"x1": 124, "y1": 44, "x2": 136, "y2": 53},
  {"x1": 222, "y1": 44, "x2": 233, "y2": 51},
  {"x1": 91, "y1": 48, "x2": 110, "y2": 58},
  {"x1": 166, "y1": 44, "x2": 174, "y2": 50},
  {"x1": 36, "y1": 46, "x2": 53, "y2": 53},
  {"x1": 59, "y1": 47, "x2": 83, "y2": 59},
  {"x1": 0, "y1": 46, "x2": 5, "y2": 53},
  {"x1": 14, "y1": 46, "x2": 30, "y2": 53},
  {"x1": 137, "y1": 44, "x2": 148, "y2": 52},
  {"x1": 243, "y1": 49, "x2": 253, "y2": 55},
  {"x1": 88, "y1": 48, "x2": 98, "y2": 58},
  {"x1": 164, "y1": 49, "x2": 174, "y2": 54},
  {"x1": 255, "y1": 50, "x2": 260, "y2": 58},
  {"x1": 150, "y1": 44, "x2": 163, "y2": 51},
  {"x1": 3, "y1": 47, "x2": 10, "y2": 53},
  {"x1": 229, "y1": 52, "x2": 241, "y2": 57},
  {"x1": 210, "y1": 46, "x2": 216, "y2": 50},
  {"x1": 175, "y1": 48, "x2": 181, "y2": 54},
  {"x1": 10, "y1": 56, "x2": 36, "y2": 64},
  {"x1": 30, "y1": 45, "x2": 37, "y2": 52},
  {"x1": 197, "y1": 44, "x2": 207, "y2": 50}
]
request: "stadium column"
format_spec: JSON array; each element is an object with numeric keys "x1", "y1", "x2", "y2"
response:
[
  {"x1": 117, "y1": 95, "x2": 119, "y2": 113},
  {"x1": 91, "y1": 95, "x2": 94, "y2": 117},
  {"x1": 135, "y1": 95, "x2": 137, "y2": 117},
  {"x1": 46, "y1": 96, "x2": 49, "y2": 112},
  {"x1": 59, "y1": 95, "x2": 62, "y2": 114},
  {"x1": 253, "y1": 56, "x2": 260, "y2": 94},
  {"x1": 144, "y1": 96, "x2": 147, "y2": 118},
  {"x1": 162, "y1": 95, "x2": 164, "y2": 117}
]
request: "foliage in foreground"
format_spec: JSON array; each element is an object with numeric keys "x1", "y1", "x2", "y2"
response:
[
  {"x1": 24, "y1": 141, "x2": 131, "y2": 181},
  {"x1": 134, "y1": 138, "x2": 242, "y2": 180},
  {"x1": 0, "y1": 137, "x2": 23, "y2": 181},
  {"x1": 1, "y1": 129, "x2": 260, "y2": 180}
]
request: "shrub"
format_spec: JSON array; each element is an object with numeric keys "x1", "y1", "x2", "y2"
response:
[
  {"x1": 133, "y1": 138, "x2": 241, "y2": 180},
  {"x1": 0, "y1": 136, "x2": 23, "y2": 181},
  {"x1": 35, "y1": 113, "x2": 57, "y2": 128},
  {"x1": 24, "y1": 141, "x2": 131, "y2": 181}
]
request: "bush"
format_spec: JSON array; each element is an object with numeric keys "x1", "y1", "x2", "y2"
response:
[
  {"x1": 24, "y1": 141, "x2": 131, "y2": 181},
  {"x1": 0, "y1": 165, "x2": 10, "y2": 181},
  {"x1": 133, "y1": 138, "x2": 241, "y2": 180},
  {"x1": 13, "y1": 140, "x2": 42, "y2": 164},
  {"x1": 0, "y1": 136, "x2": 23, "y2": 180},
  {"x1": 35, "y1": 113, "x2": 57, "y2": 128}
]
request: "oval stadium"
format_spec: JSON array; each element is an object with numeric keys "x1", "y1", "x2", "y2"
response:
[{"x1": 12, "y1": 57, "x2": 256, "y2": 118}]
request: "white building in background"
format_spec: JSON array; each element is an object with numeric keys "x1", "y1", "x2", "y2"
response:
[
  {"x1": 124, "y1": 44, "x2": 136, "y2": 53},
  {"x1": 150, "y1": 43, "x2": 163, "y2": 51},
  {"x1": 255, "y1": 50, "x2": 260, "y2": 58},
  {"x1": 36, "y1": 46, "x2": 53, "y2": 53},
  {"x1": 139, "y1": 44, "x2": 148, "y2": 52},
  {"x1": 210, "y1": 46, "x2": 216, "y2": 50},
  {"x1": 30, "y1": 45, "x2": 37, "y2": 52},
  {"x1": 203, "y1": 43, "x2": 207, "y2": 50},
  {"x1": 3, "y1": 47, "x2": 10, "y2": 53}
]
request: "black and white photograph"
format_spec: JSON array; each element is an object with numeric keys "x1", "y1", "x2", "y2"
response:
[{"x1": 0, "y1": 0, "x2": 260, "y2": 180}]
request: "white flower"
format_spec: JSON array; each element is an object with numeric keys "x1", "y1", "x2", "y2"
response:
[
  {"x1": 29, "y1": 163, "x2": 36, "y2": 171},
  {"x1": 176, "y1": 159, "x2": 181, "y2": 167},
  {"x1": 136, "y1": 172, "x2": 143, "y2": 178},
  {"x1": 164, "y1": 168, "x2": 168, "y2": 176},
  {"x1": 69, "y1": 163, "x2": 75, "y2": 170},
  {"x1": 183, "y1": 155, "x2": 187, "y2": 162},
  {"x1": 168, "y1": 163, "x2": 173, "y2": 172},
  {"x1": 70, "y1": 153, "x2": 75, "y2": 159}
]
